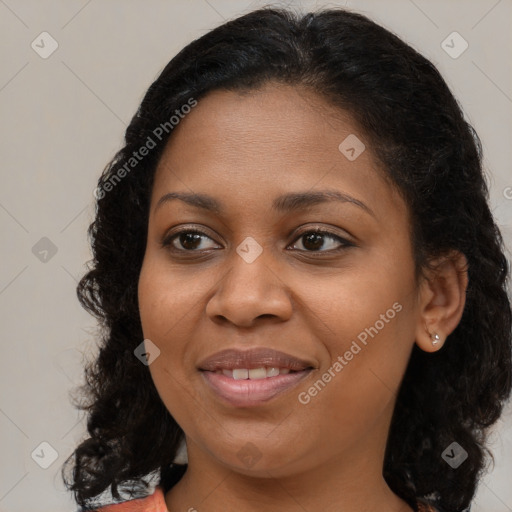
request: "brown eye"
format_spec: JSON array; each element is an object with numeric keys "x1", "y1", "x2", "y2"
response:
[
  {"x1": 290, "y1": 230, "x2": 353, "y2": 252},
  {"x1": 178, "y1": 232, "x2": 203, "y2": 250},
  {"x1": 162, "y1": 229, "x2": 221, "y2": 252}
]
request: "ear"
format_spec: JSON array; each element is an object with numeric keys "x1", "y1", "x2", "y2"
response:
[{"x1": 415, "y1": 250, "x2": 469, "y2": 353}]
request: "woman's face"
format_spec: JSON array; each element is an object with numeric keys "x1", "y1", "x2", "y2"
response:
[{"x1": 138, "y1": 83, "x2": 422, "y2": 477}]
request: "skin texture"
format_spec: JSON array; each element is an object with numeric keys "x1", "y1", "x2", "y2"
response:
[{"x1": 137, "y1": 83, "x2": 468, "y2": 512}]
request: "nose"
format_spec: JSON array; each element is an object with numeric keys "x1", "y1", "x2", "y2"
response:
[{"x1": 205, "y1": 248, "x2": 293, "y2": 328}]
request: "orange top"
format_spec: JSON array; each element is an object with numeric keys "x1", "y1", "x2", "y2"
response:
[
  {"x1": 92, "y1": 485, "x2": 440, "y2": 512},
  {"x1": 94, "y1": 485, "x2": 167, "y2": 512}
]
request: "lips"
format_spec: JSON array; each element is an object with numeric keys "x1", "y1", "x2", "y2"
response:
[{"x1": 198, "y1": 347, "x2": 315, "y2": 407}]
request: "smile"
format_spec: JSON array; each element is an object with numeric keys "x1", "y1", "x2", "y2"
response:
[
  {"x1": 197, "y1": 347, "x2": 316, "y2": 407},
  {"x1": 201, "y1": 367, "x2": 313, "y2": 407}
]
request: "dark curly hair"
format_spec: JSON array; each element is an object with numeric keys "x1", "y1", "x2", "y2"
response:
[{"x1": 62, "y1": 7, "x2": 512, "y2": 512}]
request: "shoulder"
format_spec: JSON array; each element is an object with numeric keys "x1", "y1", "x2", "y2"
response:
[{"x1": 78, "y1": 464, "x2": 187, "y2": 512}]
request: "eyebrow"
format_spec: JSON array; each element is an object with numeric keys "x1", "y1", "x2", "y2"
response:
[{"x1": 154, "y1": 190, "x2": 375, "y2": 218}]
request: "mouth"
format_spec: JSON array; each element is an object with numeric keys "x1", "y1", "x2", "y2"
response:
[
  {"x1": 211, "y1": 367, "x2": 298, "y2": 379},
  {"x1": 198, "y1": 348, "x2": 315, "y2": 407}
]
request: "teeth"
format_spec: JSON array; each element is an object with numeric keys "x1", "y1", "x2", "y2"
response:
[
  {"x1": 232, "y1": 369, "x2": 249, "y2": 380},
  {"x1": 248, "y1": 368, "x2": 267, "y2": 379},
  {"x1": 219, "y1": 367, "x2": 294, "y2": 379},
  {"x1": 266, "y1": 367, "x2": 280, "y2": 377}
]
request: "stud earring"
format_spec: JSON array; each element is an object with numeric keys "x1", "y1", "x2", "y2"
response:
[{"x1": 430, "y1": 332, "x2": 441, "y2": 346}]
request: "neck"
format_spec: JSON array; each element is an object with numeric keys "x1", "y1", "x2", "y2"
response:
[{"x1": 165, "y1": 419, "x2": 413, "y2": 512}]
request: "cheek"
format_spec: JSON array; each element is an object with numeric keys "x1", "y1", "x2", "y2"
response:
[
  {"x1": 137, "y1": 262, "x2": 199, "y2": 426},
  {"x1": 298, "y1": 312, "x2": 413, "y2": 448},
  {"x1": 137, "y1": 259, "x2": 215, "y2": 394},
  {"x1": 299, "y1": 264, "x2": 416, "y2": 424},
  {"x1": 300, "y1": 256, "x2": 414, "y2": 347},
  {"x1": 138, "y1": 258, "x2": 204, "y2": 340}
]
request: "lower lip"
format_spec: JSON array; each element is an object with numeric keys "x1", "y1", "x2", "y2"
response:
[{"x1": 201, "y1": 369, "x2": 312, "y2": 407}]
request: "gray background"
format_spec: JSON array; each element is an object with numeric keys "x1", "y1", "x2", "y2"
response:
[{"x1": 0, "y1": 0, "x2": 511, "y2": 511}]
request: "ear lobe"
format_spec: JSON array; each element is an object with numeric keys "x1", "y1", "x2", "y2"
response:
[{"x1": 415, "y1": 251, "x2": 469, "y2": 353}]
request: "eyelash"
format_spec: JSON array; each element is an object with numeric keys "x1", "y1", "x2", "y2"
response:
[{"x1": 161, "y1": 226, "x2": 355, "y2": 255}]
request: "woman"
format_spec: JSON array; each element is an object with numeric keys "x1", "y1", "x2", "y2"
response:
[{"x1": 62, "y1": 7, "x2": 512, "y2": 512}]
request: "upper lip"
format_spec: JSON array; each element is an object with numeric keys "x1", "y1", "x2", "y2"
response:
[{"x1": 198, "y1": 348, "x2": 314, "y2": 372}]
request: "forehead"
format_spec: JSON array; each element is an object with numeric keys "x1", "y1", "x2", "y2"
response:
[
  {"x1": 151, "y1": 83, "x2": 405, "y2": 221},
  {"x1": 161, "y1": 83, "x2": 359, "y2": 161}
]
